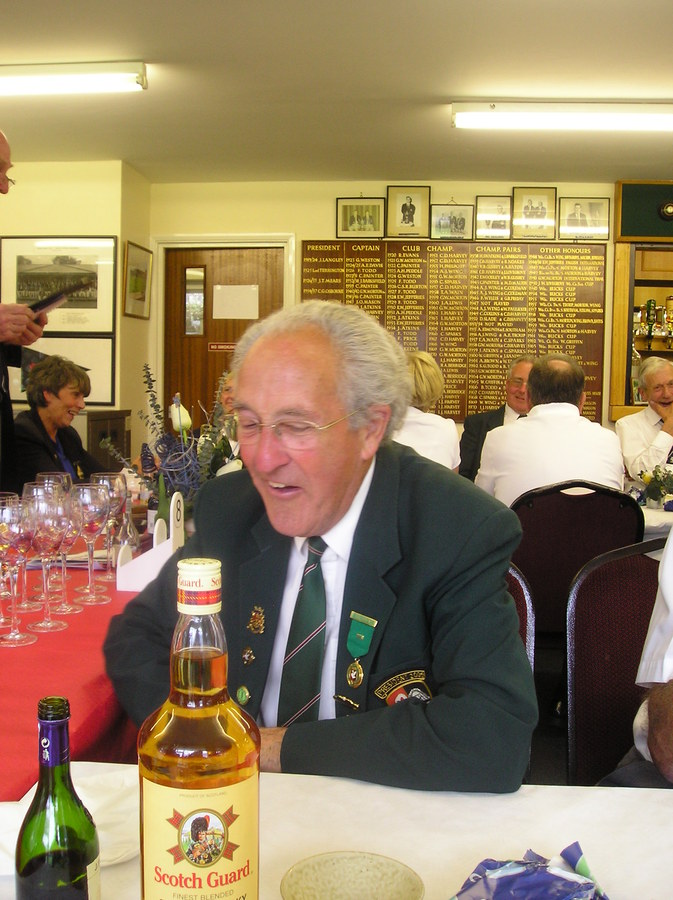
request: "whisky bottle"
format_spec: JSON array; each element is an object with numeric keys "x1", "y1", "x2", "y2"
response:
[
  {"x1": 15, "y1": 696, "x2": 100, "y2": 899},
  {"x1": 138, "y1": 557, "x2": 260, "y2": 899}
]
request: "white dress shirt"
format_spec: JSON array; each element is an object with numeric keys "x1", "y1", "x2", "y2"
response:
[
  {"x1": 615, "y1": 405, "x2": 673, "y2": 481},
  {"x1": 503, "y1": 403, "x2": 523, "y2": 425},
  {"x1": 259, "y1": 460, "x2": 375, "y2": 727},
  {"x1": 393, "y1": 406, "x2": 460, "y2": 469},
  {"x1": 475, "y1": 402, "x2": 625, "y2": 508},
  {"x1": 633, "y1": 530, "x2": 673, "y2": 759}
]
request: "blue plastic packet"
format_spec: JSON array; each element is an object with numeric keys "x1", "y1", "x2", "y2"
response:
[{"x1": 449, "y1": 843, "x2": 609, "y2": 899}]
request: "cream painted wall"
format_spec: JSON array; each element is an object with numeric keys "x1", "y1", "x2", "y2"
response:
[{"x1": 0, "y1": 166, "x2": 618, "y2": 464}]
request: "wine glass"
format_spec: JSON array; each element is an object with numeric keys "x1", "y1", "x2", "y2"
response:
[
  {"x1": 91, "y1": 472, "x2": 127, "y2": 583},
  {"x1": 36, "y1": 472, "x2": 73, "y2": 588},
  {"x1": 50, "y1": 497, "x2": 84, "y2": 616},
  {"x1": 0, "y1": 498, "x2": 38, "y2": 647},
  {"x1": 0, "y1": 491, "x2": 19, "y2": 626},
  {"x1": 22, "y1": 481, "x2": 65, "y2": 605},
  {"x1": 72, "y1": 484, "x2": 110, "y2": 605},
  {"x1": 27, "y1": 490, "x2": 69, "y2": 634}
]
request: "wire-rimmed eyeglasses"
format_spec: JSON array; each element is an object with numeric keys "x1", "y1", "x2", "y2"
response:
[{"x1": 235, "y1": 410, "x2": 360, "y2": 450}]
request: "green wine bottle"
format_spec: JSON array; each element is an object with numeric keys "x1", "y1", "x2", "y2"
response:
[{"x1": 15, "y1": 696, "x2": 101, "y2": 898}]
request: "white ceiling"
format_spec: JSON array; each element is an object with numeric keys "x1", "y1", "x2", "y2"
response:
[{"x1": 2, "y1": 0, "x2": 673, "y2": 185}]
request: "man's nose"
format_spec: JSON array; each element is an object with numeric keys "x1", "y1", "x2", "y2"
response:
[{"x1": 245, "y1": 426, "x2": 289, "y2": 470}]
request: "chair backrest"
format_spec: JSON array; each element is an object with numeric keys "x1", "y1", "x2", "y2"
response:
[
  {"x1": 566, "y1": 536, "x2": 666, "y2": 785},
  {"x1": 510, "y1": 480, "x2": 644, "y2": 634},
  {"x1": 506, "y1": 563, "x2": 535, "y2": 669}
]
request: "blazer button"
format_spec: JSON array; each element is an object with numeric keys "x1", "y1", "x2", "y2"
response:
[{"x1": 236, "y1": 685, "x2": 251, "y2": 706}]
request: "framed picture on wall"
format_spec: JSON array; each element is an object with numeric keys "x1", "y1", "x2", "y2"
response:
[
  {"x1": 123, "y1": 240, "x2": 153, "y2": 319},
  {"x1": 475, "y1": 195, "x2": 512, "y2": 240},
  {"x1": 430, "y1": 204, "x2": 474, "y2": 240},
  {"x1": 0, "y1": 236, "x2": 116, "y2": 333},
  {"x1": 512, "y1": 187, "x2": 557, "y2": 240},
  {"x1": 386, "y1": 186, "x2": 431, "y2": 237},
  {"x1": 558, "y1": 197, "x2": 610, "y2": 241},
  {"x1": 336, "y1": 197, "x2": 385, "y2": 238},
  {"x1": 9, "y1": 336, "x2": 115, "y2": 406}
]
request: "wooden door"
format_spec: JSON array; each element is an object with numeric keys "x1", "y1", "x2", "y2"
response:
[{"x1": 163, "y1": 246, "x2": 284, "y2": 429}]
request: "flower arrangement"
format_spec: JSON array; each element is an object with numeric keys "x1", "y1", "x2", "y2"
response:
[
  {"x1": 101, "y1": 365, "x2": 238, "y2": 506},
  {"x1": 639, "y1": 464, "x2": 673, "y2": 509}
]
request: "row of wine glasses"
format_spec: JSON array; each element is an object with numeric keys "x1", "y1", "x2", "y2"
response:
[{"x1": 0, "y1": 476, "x2": 113, "y2": 647}]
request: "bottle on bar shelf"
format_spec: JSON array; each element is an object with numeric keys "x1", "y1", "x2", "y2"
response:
[
  {"x1": 15, "y1": 696, "x2": 101, "y2": 898},
  {"x1": 137, "y1": 557, "x2": 260, "y2": 900}
]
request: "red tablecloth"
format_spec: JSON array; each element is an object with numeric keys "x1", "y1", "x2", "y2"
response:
[{"x1": 1, "y1": 565, "x2": 139, "y2": 801}]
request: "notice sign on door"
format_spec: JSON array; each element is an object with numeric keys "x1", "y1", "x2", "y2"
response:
[{"x1": 213, "y1": 284, "x2": 259, "y2": 319}]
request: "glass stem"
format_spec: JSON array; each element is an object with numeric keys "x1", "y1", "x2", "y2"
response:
[
  {"x1": 7, "y1": 565, "x2": 20, "y2": 636},
  {"x1": 41, "y1": 557, "x2": 53, "y2": 625},
  {"x1": 86, "y1": 540, "x2": 95, "y2": 594}
]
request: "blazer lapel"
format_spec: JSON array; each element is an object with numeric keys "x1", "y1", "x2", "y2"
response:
[{"x1": 334, "y1": 447, "x2": 402, "y2": 710}]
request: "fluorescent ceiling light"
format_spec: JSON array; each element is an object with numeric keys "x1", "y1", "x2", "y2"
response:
[
  {"x1": 0, "y1": 62, "x2": 147, "y2": 96},
  {"x1": 451, "y1": 101, "x2": 673, "y2": 132}
]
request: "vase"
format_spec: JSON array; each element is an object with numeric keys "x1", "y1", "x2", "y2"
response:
[{"x1": 646, "y1": 497, "x2": 663, "y2": 509}]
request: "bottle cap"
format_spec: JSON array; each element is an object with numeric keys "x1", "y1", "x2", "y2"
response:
[
  {"x1": 37, "y1": 696, "x2": 70, "y2": 721},
  {"x1": 177, "y1": 558, "x2": 222, "y2": 614}
]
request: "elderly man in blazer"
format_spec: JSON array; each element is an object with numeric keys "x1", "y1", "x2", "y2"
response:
[
  {"x1": 459, "y1": 355, "x2": 535, "y2": 481},
  {"x1": 105, "y1": 302, "x2": 537, "y2": 792}
]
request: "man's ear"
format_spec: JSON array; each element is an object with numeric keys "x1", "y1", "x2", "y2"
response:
[
  {"x1": 578, "y1": 391, "x2": 586, "y2": 413},
  {"x1": 360, "y1": 404, "x2": 391, "y2": 461}
]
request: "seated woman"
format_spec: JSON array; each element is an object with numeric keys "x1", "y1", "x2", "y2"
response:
[
  {"x1": 13, "y1": 355, "x2": 108, "y2": 489},
  {"x1": 393, "y1": 349, "x2": 460, "y2": 470}
]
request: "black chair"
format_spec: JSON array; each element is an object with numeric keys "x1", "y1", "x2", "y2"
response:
[
  {"x1": 506, "y1": 563, "x2": 535, "y2": 670},
  {"x1": 510, "y1": 480, "x2": 644, "y2": 636},
  {"x1": 566, "y1": 536, "x2": 666, "y2": 786}
]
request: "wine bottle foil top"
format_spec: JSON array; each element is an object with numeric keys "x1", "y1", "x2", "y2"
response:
[
  {"x1": 38, "y1": 696, "x2": 70, "y2": 721},
  {"x1": 177, "y1": 557, "x2": 222, "y2": 613}
]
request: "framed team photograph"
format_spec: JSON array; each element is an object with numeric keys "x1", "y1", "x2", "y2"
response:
[
  {"x1": 0, "y1": 235, "x2": 116, "y2": 333},
  {"x1": 558, "y1": 197, "x2": 610, "y2": 241},
  {"x1": 430, "y1": 204, "x2": 474, "y2": 240},
  {"x1": 336, "y1": 197, "x2": 385, "y2": 238},
  {"x1": 475, "y1": 195, "x2": 512, "y2": 240},
  {"x1": 512, "y1": 187, "x2": 557, "y2": 240},
  {"x1": 386, "y1": 185, "x2": 431, "y2": 238}
]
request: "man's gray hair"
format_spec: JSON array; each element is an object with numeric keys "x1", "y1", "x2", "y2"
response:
[
  {"x1": 507, "y1": 354, "x2": 536, "y2": 378},
  {"x1": 232, "y1": 301, "x2": 412, "y2": 439},
  {"x1": 527, "y1": 353, "x2": 585, "y2": 407},
  {"x1": 638, "y1": 356, "x2": 673, "y2": 391}
]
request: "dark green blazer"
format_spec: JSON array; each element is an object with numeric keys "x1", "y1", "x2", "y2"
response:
[{"x1": 105, "y1": 442, "x2": 537, "y2": 792}]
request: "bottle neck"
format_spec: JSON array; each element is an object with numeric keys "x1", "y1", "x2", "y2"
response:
[
  {"x1": 170, "y1": 610, "x2": 229, "y2": 705},
  {"x1": 37, "y1": 717, "x2": 72, "y2": 789}
]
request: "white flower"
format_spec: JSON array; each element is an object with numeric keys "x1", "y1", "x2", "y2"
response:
[{"x1": 170, "y1": 393, "x2": 192, "y2": 433}]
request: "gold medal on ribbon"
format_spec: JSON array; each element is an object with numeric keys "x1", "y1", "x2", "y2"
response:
[{"x1": 346, "y1": 659, "x2": 364, "y2": 688}]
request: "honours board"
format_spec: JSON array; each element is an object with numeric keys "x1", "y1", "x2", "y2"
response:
[{"x1": 301, "y1": 240, "x2": 606, "y2": 421}]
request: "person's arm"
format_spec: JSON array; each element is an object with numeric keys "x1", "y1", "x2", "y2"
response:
[
  {"x1": 458, "y1": 417, "x2": 480, "y2": 480},
  {"x1": 0, "y1": 304, "x2": 46, "y2": 346},
  {"x1": 474, "y1": 429, "x2": 497, "y2": 495},
  {"x1": 647, "y1": 682, "x2": 673, "y2": 782},
  {"x1": 13, "y1": 419, "x2": 62, "y2": 487}
]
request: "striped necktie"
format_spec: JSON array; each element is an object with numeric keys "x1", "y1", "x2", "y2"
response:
[{"x1": 277, "y1": 537, "x2": 327, "y2": 727}]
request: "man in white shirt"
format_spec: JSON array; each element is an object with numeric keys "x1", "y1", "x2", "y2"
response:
[
  {"x1": 615, "y1": 356, "x2": 673, "y2": 481},
  {"x1": 475, "y1": 353, "x2": 624, "y2": 507}
]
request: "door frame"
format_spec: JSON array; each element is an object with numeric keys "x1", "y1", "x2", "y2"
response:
[{"x1": 150, "y1": 232, "x2": 295, "y2": 413}]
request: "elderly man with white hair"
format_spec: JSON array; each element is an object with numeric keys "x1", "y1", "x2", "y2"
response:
[{"x1": 616, "y1": 356, "x2": 673, "y2": 481}]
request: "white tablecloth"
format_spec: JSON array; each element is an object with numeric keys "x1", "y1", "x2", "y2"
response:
[
  {"x1": 2, "y1": 765, "x2": 673, "y2": 898},
  {"x1": 644, "y1": 506, "x2": 673, "y2": 538}
]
